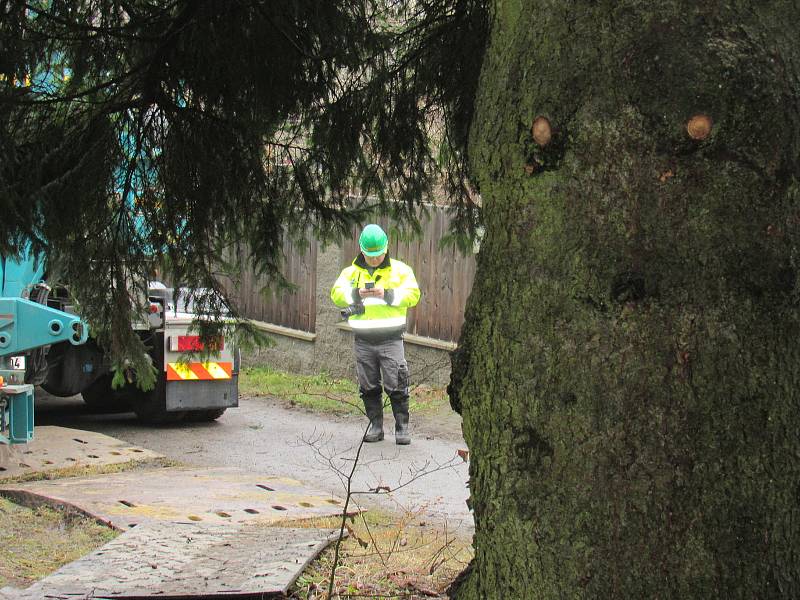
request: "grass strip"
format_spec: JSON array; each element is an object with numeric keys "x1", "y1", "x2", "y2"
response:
[
  {"x1": 239, "y1": 366, "x2": 449, "y2": 416},
  {"x1": 0, "y1": 496, "x2": 118, "y2": 589}
]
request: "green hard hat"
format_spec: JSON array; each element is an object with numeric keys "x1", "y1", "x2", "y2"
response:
[{"x1": 359, "y1": 224, "x2": 388, "y2": 257}]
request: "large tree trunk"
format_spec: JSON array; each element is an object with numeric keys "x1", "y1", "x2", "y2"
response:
[{"x1": 450, "y1": 2, "x2": 800, "y2": 598}]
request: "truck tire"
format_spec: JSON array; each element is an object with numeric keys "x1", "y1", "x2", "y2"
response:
[
  {"x1": 80, "y1": 375, "x2": 132, "y2": 413},
  {"x1": 184, "y1": 408, "x2": 227, "y2": 422},
  {"x1": 131, "y1": 376, "x2": 186, "y2": 424},
  {"x1": 41, "y1": 340, "x2": 106, "y2": 397}
]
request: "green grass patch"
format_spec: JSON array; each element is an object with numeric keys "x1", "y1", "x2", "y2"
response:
[
  {"x1": 240, "y1": 367, "x2": 361, "y2": 414},
  {"x1": 239, "y1": 366, "x2": 449, "y2": 416},
  {"x1": 0, "y1": 497, "x2": 118, "y2": 589}
]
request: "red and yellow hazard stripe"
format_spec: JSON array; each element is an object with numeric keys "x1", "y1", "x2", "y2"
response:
[{"x1": 166, "y1": 362, "x2": 233, "y2": 381}]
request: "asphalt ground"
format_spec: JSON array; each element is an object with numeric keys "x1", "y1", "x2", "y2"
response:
[{"x1": 33, "y1": 392, "x2": 474, "y2": 536}]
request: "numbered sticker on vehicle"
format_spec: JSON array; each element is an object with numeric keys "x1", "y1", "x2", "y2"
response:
[{"x1": 8, "y1": 356, "x2": 25, "y2": 370}]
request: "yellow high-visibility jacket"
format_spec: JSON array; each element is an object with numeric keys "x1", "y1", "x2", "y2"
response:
[{"x1": 331, "y1": 254, "x2": 421, "y2": 340}]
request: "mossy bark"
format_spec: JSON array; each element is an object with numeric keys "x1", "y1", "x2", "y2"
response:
[{"x1": 450, "y1": 1, "x2": 800, "y2": 598}]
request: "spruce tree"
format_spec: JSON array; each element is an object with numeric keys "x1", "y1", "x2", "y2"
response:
[{"x1": 449, "y1": 1, "x2": 800, "y2": 597}]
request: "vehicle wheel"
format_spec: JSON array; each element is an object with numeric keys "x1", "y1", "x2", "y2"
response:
[
  {"x1": 80, "y1": 375, "x2": 132, "y2": 413},
  {"x1": 184, "y1": 408, "x2": 227, "y2": 422},
  {"x1": 131, "y1": 376, "x2": 186, "y2": 424}
]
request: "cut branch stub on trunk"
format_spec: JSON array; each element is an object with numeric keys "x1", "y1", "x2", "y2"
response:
[
  {"x1": 531, "y1": 116, "x2": 552, "y2": 146},
  {"x1": 686, "y1": 113, "x2": 712, "y2": 140}
]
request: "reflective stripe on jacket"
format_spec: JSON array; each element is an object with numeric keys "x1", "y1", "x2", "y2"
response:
[{"x1": 331, "y1": 254, "x2": 421, "y2": 340}]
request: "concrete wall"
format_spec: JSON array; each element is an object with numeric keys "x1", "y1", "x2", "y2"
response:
[{"x1": 242, "y1": 243, "x2": 455, "y2": 388}]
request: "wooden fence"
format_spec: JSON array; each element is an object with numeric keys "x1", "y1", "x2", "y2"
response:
[
  {"x1": 226, "y1": 234, "x2": 318, "y2": 333},
  {"x1": 226, "y1": 206, "x2": 476, "y2": 343}
]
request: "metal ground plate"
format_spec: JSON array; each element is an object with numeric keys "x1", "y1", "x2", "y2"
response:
[
  {"x1": 0, "y1": 466, "x2": 352, "y2": 530},
  {"x1": 0, "y1": 426, "x2": 162, "y2": 479},
  {"x1": 13, "y1": 522, "x2": 341, "y2": 599}
]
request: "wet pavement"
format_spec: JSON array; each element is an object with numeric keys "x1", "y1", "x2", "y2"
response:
[
  {"x1": 0, "y1": 392, "x2": 471, "y2": 598},
  {"x1": 34, "y1": 392, "x2": 473, "y2": 535}
]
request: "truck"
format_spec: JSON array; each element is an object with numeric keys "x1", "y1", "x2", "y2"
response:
[
  {"x1": 0, "y1": 251, "x2": 239, "y2": 426},
  {"x1": 1, "y1": 45, "x2": 239, "y2": 430}
]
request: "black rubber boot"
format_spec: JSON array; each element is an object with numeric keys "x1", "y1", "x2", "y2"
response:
[
  {"x1": 362, "y1": 392, "x2": 384, "y2": 442},
  {"x1": 391, "y1": 396, "x2": 411, "y2": 445}
]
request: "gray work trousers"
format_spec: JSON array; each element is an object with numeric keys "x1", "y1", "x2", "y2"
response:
[{"x1": 354, "y1": 337, "x2": 409, "y2": 406}]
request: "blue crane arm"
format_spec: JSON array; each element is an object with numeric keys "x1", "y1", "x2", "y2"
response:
[
  {"x1": 0, "y1": 254, "x2": 46, "y2": 299},
  {"x1": 0, "y1": 296, "x2": 88, "y2": 445},
  {"x1": 0, "y1": 297, "x2": 88, "y2": 357}
]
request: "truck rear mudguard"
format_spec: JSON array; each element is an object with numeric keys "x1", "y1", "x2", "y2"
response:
[
  {"x1": 130, "y1": 326, "x2": 239, "y2": 423},
  {"x1": 166, "y1": 376, "x2": 238, "y2": 412}
]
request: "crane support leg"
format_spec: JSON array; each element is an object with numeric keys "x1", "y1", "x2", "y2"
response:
[
  {"x1": 0, "y1": 298, "x2": 88, "y2": 445},
  {"x1": 0, "y1": 384, "x2": 34, "y2": 444}
]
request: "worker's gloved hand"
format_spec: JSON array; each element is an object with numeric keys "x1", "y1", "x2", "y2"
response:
[{"x1": 383, "y1": 288, "x2": 394, "y2": 305}]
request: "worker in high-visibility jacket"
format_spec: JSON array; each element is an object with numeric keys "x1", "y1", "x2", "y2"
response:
[{"x1": 331, "y1": 224, "x2": 421, "y2": 444}]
